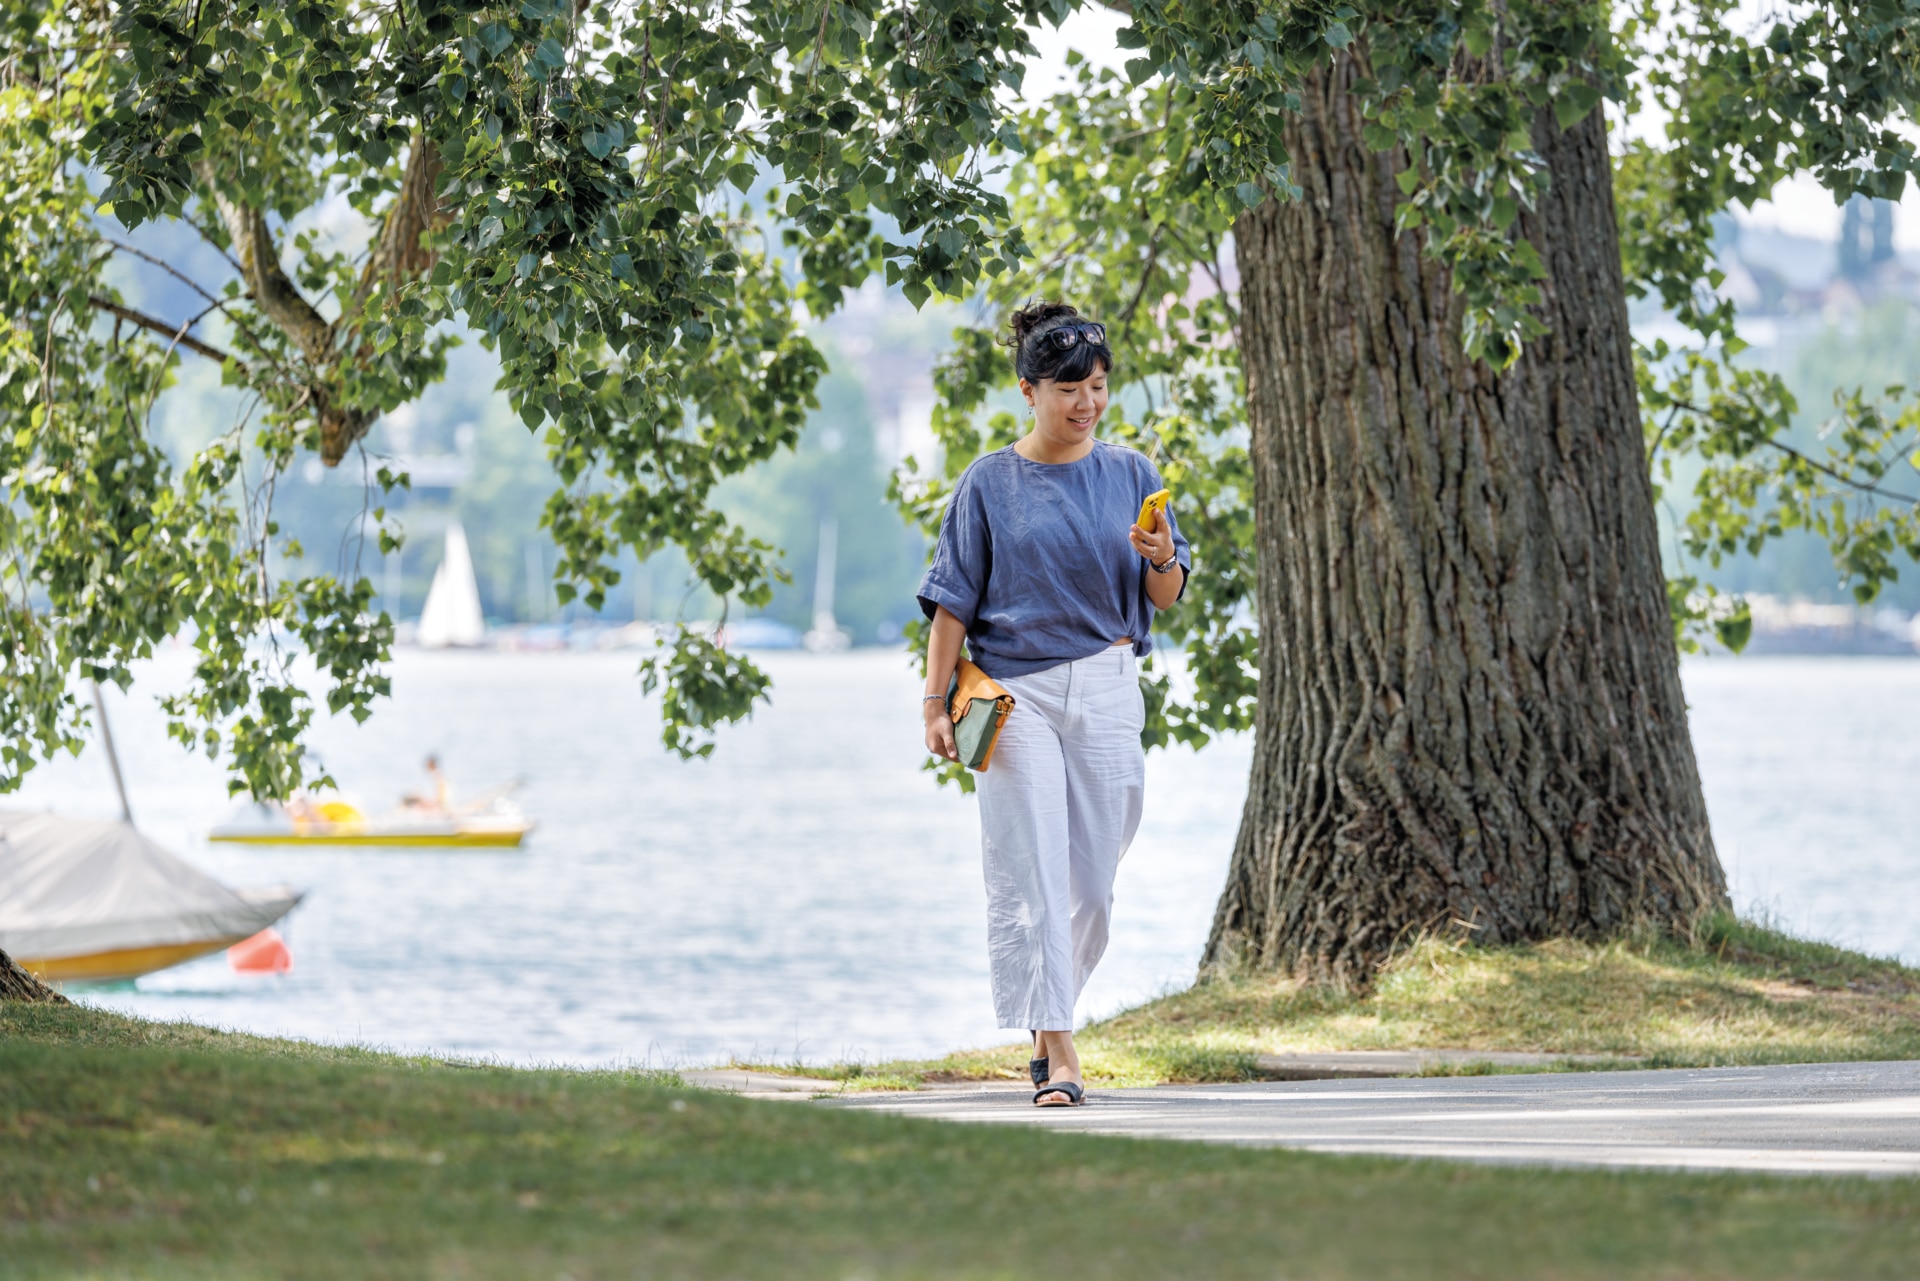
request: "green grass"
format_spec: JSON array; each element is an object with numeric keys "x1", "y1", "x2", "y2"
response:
[
  {"x1": 7, "y1": 1000, "x2": 1920, "y2": 1279},
  {"x1": 770, "y1": 914, "x2": 1920, "y2": 1089}
]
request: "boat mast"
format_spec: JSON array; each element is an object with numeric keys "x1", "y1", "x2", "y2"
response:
[{"x1": 90, "y1": 680, "x2": 133, "y2": 825}]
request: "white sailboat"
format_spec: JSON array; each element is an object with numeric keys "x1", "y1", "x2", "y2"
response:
[
  {"x1": 0, "y1": 810, "x2": 303, "y2": 983},
  {"x1": 803, "y1": 514, "x2": 851, "y2": 652},
  {"x1": 0, "y1": 684, "x2": 301, "y2": 984},
  {"x1": 418, "y1": 520, "x2": 486, "y2": 648}
]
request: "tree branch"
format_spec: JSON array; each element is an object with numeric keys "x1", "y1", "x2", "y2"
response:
[
  {"x1": 87, "y1": 295, "x2": 238, "y2": 366},
  {"x1": 1644, "y1": 403, "x2": 1683, "y2": 466},
  {"x1": 1668, "y1": 398, "x2": 1920, "y2": 505},
  {"x1": 1158, "y1": 223, "x2": 1236, "y2": 322},
  {"x1": 103, "y1": 235, "x2": 292, "y2": 370},
  {"x1": 192, "y1": 159, "x2": 375, "y2": 465},
  {"x1": 1763, "y1": 437, "x2": 1920, "y2": 506},
  {"x1": 1117, "y1": 221, "x2": 1165, "y2": 324},
  {"x1": 192, "y1": 163, "x2": 335, "y2": 367},
  {"x1": 351, "y1": 133, "x2": 452, "y2": 307},
  {"x1": 188, "y1": 141, "x2": 452, "y2": 467},
  {"x1": 185, "y1": 213, "x2": 246, "y2": 276},
  {"x1": 103, "y1": 235, "x2": 225, "y2": 305}
]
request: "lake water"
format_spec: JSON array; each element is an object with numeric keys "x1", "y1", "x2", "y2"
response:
[{"x1": 11, "y1": 651, "x2": 1919, "y2": 1067}]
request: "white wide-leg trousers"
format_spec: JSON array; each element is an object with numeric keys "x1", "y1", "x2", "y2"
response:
[{"x1": 976, "y1": 644, "x2": 1146, "y2": 1030}]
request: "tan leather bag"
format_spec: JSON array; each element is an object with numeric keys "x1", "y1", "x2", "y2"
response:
[{"x1": 947, "y1": 659, "x2": 1015, "y2": 771}]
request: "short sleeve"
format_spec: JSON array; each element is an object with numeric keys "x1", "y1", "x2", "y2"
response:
[{"x1": 916, "y1": 466, "x2": 992, "y2": 626}]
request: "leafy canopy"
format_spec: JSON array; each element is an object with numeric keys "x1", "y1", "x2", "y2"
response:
[
  {"x1": 7, "y1": 0, "x2": 1920, "y2": 797},
  {"x1": 5, "y1": 0, "x2": 1038, "y2": 793}
]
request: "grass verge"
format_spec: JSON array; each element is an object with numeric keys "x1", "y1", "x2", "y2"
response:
[
  {"x1": 6, "y1": 999, "x2": 1920, "y2": 1279},
  {"x1": 770, "y1": 914, "x2": 1920, "y2": 1089}
]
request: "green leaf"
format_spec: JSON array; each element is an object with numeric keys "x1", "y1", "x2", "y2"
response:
[
  {"x1": 315, "y1": 70, "x2": 356, "y2": 101},
  {"x1": 1554, "y1": 82, "x2": 1603, "y2": 130},
  {"x1": 1714, "y1": 605, "x2": 1752, "y2": 654},
  {"x1": 533, "y1": 38, "x2": 567, "y2": 78}
]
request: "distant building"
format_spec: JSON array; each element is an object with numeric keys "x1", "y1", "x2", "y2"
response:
[{"x1": 1839, "y1": 195, "x2": 1897, "y2": 283}]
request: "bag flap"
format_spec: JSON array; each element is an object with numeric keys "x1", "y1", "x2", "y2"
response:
[{"x1": 952, "y1": 659, "x2": 1013, "y2": 710}]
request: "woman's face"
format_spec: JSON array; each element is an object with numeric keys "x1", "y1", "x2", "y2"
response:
[{"x1": 1020, "y1": 364, "x2": 1110, "y2": 450}]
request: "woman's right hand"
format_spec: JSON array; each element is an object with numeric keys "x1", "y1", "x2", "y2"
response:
[
  {"x1": 925, "y1": 703, "x2": 959, "y2": 761},
  {"x1": 923, "y1": 604, "x2": 967, "y2": 763}
]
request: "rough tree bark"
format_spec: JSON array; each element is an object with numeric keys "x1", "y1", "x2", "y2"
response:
[
  {"x1": 1204, "y1": 56, "x2": 1728, "y2": 984},
  {"x1": 1, "y1": 946, "x2": 68, "y2": 1004}
]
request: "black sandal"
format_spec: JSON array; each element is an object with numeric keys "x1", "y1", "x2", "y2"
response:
[
  {"x1": 1033, "y1": 1080, "x2": 1084, "y2": 1107},
  {"x1": 1029, "y1": 1031, "x2": 1048, "y2": 1088}
]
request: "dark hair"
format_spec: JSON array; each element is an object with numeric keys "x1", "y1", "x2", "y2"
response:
[{"x1": 1008, "y1": 301, "x2": 1113, "y2": 384}]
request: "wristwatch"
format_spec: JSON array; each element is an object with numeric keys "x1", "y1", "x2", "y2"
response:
[{"x1": 1150, "y1": 553, "x2": 1180, "y2": 574}]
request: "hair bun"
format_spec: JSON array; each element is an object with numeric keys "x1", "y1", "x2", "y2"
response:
[
  {"x1": 1006, "y1": 300, "x2": 1112, "y2": 384},
  {"x1": 1006, "y1": 301, "x2": 1081, "y2": 348}
]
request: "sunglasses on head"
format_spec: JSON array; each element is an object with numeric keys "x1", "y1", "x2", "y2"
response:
[{"x1": 1034, "y1": 321, "x2": 1107, "y2": 352}]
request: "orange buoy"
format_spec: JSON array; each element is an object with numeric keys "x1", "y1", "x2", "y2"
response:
[{"x1": 228, "y1": 927, "x2": 292, "y2": 974}]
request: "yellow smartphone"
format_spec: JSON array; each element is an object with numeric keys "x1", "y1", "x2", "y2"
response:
[{"x1": 1137, "y1": 488, "x2": 1172, "y2": 529}]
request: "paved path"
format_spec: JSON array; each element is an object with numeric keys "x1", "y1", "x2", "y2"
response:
[
  {"x1": 830, "y1": 1060, "x2": 1920, "y2": 1176},
  {"x1": 680, "y1": 1051, "x2": 1637, "y2": 1098},
  {"x1": 682, "y1": 1068, "x2": 844, "y2": 1098}
]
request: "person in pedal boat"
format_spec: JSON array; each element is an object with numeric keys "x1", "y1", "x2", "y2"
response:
[
  {"x1": 401, "y1": 754, "x2": 453, "y2": 814},
  {"x1": 916, "y1": 302, "x2": 1191, "y2": 1108}
]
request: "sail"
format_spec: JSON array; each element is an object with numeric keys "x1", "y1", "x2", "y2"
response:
[
  {"x1": 803, "y1": 514, "x2": 851, "y2": 652},
  {"x1": 419, "y1": 520, "x2": 486, "y2": 648}
]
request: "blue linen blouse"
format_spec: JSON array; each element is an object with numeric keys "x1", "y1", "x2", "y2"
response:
[{"x1": 915, "y1": 441, "x2": 1192, "y2": 679}]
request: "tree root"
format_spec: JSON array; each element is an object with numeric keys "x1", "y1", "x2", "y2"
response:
[{"x1": 0, "y1": 948, "x2": 68, "y2": 1004}]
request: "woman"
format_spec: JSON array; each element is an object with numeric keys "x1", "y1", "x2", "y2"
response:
[{"x1": 917, "y1": 302, "x2": 1190, "y2": 1107}]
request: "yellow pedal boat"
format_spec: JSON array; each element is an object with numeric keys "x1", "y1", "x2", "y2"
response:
[{"x1": 208, "y1": 799, "x2": 533, "y2": 848}]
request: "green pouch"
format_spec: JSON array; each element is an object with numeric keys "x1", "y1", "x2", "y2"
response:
[{"x1": 947, "y1": 659, "x2": 1015, "y2": 772}]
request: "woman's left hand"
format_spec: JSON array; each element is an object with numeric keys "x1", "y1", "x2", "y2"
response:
[{"x1": 1128, "y1": 508, "x2": 1176, "y2": 569}]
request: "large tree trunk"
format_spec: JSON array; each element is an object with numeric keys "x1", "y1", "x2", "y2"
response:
[{"x1": 1205, "y1": 56, "x2": 1727, "y2": 985}]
